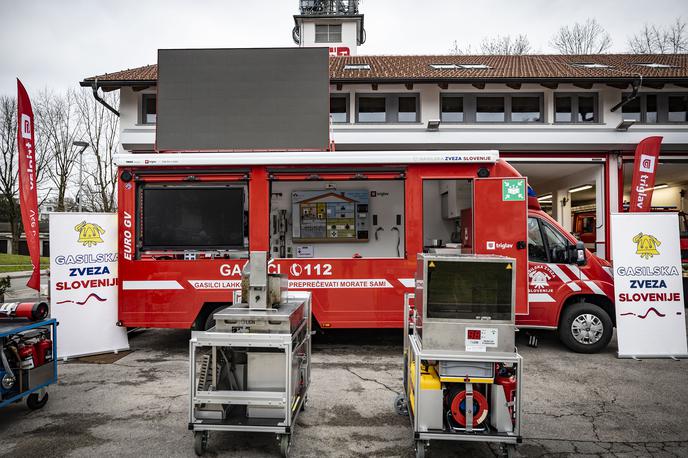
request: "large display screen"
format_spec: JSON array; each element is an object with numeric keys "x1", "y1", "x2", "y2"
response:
[
  {"x1": 142, "y1": 186, "x2": 244, "y2": 250},
  {"x1": 156, "y1": 48, "x2": 330, "y2": 151},
  {"x1": 426, "y1": 260, "x2": 512, "y2": 321}
]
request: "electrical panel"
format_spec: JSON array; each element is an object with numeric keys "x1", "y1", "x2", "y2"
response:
[{"x1": 291, "y1": 190, "x2": 369, "y2": 242}]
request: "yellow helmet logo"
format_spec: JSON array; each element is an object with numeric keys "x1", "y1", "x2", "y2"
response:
[
  {"x1": 74, "y1": 221, "x2": 105, "y2": 247},
  {"x1": 632, "y1": 232, "x2": 661, "y2": 259}
]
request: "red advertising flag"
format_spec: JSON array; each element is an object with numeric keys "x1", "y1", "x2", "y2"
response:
[
  {"x1": 16, "y1": 79, "x2": 41, "y2": 291},
  {"x1": 629, "y1": 136, "x2": 663, "y2": 213}
]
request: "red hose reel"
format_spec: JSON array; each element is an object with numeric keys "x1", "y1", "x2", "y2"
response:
[{"x1": 447, "y1": 388, "x2": 489, "y2": 427}]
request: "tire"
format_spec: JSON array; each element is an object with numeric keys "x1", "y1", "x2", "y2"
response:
[
  {"x1": 194, "y1": 431, "x2": 208, "y2": 456},
  {"x1": 26, "y1": 391, "x2": 49, "y2": 410},
  {"x1": 203, "y1": 306, "x2": 226, "y2": 331},
  {"x1": 558, "y1": 302, "x2": 613, "y2": 353},
  {"x1": 415, "y1": 440, "x2": 426, "y2": 458},
  {"x1": 394, "y1": 393, "x2": 409, "y2": 416},
  {"x1": 280, "y1": 434, "x2": 290, "y2": 458}
]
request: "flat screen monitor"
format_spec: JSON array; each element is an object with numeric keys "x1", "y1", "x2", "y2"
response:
[
  {"x1": 156, "y1": 47, "x2": 330, "y2": 151},
  {"x1": 426, "y1": 260, "x2": 513, "y2": 321},
  {"x1": 142, "y1": 186, "x2": 245, "y2": 250}
]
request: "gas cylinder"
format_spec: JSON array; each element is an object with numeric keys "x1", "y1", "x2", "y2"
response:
[
  {"x1": 35, "y1": 337, "x2": 52, "y2": 366},
  {"x1": 495, "y1": 374, "x2": 517, "y2": 419},
  {"x1": 18, "y1": 344, "x2": 35, "y2": 370}
]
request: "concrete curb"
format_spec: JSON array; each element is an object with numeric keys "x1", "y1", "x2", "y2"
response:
[{"x1": 2, "y1": 269, "x2": 49, "y2": 279}]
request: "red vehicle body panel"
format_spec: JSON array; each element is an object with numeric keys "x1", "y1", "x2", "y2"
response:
[{"x1": 117, "y1": 160, "x2": 614, "y2": 330}]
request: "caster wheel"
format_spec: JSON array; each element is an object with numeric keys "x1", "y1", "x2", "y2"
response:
[
  {"x1": 415, "y1": 440, "x2": 426, "y2": 458},
  {"x1": 500, "y1": 444, "x2": 516, "y2": 458},
  {"x1": 394, "y1": 393, "x2": 408, "y2": 416},
  {"x1": 27, "y1": 390, "x2": 49, "y2": 410},
  {"x1": 279, "y1": 434, "x2": 291, "y2": 457},
  {"x1": 194, "y1": 431, "x2": 208, "y2": 456}
]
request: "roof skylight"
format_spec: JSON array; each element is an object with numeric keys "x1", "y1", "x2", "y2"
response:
[
  {"x1": 632, "y1": 62, "x2": 677, "y2": 69},
  {"x1": 430, "y1": 64, "x2": 457, "y2": 70},
  {"x1": 457, "y1": 64, "x2": 491, "y2": 69},
  {"x1": 572, "y1": 62, "x2": 611, "y2": 68},
  {"x1": 343, "y1": 63, "x2": 370, "y2": 70}
]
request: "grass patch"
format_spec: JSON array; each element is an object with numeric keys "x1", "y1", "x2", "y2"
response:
[{"x1": 0, "y1": 253, "x2": 49, "y2": 273}]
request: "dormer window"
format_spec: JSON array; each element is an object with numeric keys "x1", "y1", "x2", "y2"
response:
[{"x1": 343, "y1": 63, "x2": 370, "y2": 70}]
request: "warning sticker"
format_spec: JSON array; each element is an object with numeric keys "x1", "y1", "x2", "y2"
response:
[{"x1": 465, "y1": 328, "x2": 498, "y2": 348}]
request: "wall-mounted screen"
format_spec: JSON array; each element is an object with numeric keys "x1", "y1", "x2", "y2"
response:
[
  {"x1": 142, "y1": 185, "x2": 244, "y2": 250},
  {"x1": 156, "y1": 47, "x2": 330, "y2": 151}
]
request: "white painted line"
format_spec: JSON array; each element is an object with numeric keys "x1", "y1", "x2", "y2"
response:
[{"x1": 122, "y1": 280, "x2": 184, "y2": 290}]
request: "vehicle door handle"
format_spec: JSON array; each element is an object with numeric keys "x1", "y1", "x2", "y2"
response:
[{"x1": 516, "y1": 241, "x2": 526, "y2": 250}]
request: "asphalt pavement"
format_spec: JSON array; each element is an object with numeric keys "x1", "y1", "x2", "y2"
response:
[{"x1": 1, "y1": 322, "x2": 687, "y2": 457}]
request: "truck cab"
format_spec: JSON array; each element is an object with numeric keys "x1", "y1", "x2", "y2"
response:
[{"x1": 522, "y1": 206, "x2": 615, "y2": 353}]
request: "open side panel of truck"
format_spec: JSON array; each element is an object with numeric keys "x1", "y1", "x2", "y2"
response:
[{"x1": 472, "y1": 178, "x2": 529, "y2": 315}]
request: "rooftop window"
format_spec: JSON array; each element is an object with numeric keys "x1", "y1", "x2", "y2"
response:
[
  {"x1": 430, "y1": 64, "x2": 457, "y2": 70},
  {"x1": 343, "y1": 63, "x2": 370, "y2": 71},
  {"x1": 457, "y1": 64, "x2": 491, "y2": 69},
  {"x1": 571, "y1": 62, "x2": 611, "y2": 68},
  {"x1": 632, "y1": 62, "x2": 677, "y2": 69}
]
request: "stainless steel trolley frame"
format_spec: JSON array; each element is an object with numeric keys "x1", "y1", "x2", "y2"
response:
[
  {"x1": 399, "y1": 293, "x2": 522, "y2": 458},
  {"x1": 188, "y1": 292, "x2": 311, "y2": 457}
]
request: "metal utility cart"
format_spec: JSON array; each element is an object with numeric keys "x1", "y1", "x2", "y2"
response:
[
  {"x1": 395, "y1": 254, "x2": 523, "y2": 458},
  {"x1": 1, "y1": 318, "x2": 57, "y2": 410},
  {"x1": 189, "y1": 252, "x2": 311, "y2": 457}
]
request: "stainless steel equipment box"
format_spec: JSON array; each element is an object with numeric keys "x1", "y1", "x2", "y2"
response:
[
  {"x1": 415, "y1": 254, "x2": 516, "y2": 353},
  {"x1": 213, "y1": 300, "x2": 305, "y2": 334},
  {"x1": 397, "y1": 254, "x2": 522, "y2": 457}
]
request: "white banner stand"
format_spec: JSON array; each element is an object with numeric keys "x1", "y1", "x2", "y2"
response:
[
  {"x1": 49, "y1": 213, "x2": 129, "y2": 359},
  {"x1": 610, "y1": 213, "x2": 687, "y2": 359}
]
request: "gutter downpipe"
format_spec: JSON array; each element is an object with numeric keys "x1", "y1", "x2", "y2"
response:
[
  {"x1": 91, "y1": 77, "x2": 120, "y2": 117},
  {"x1": 610, "y1": 76, "x2": 643, "y2": 113}
]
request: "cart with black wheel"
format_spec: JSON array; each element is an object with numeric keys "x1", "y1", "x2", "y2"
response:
[
  {"x1": 188, "y1": 254, "x2": 311, "y2": 457},
  {"x1": 0, "y1": 318, "x2": 57, "y2": 411},
  {"x1": 395, "y1": 254, "x2": 523, "y2": 458}
]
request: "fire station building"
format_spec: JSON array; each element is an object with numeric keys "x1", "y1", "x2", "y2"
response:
[{"x1": 80, "y1": 4, "x2": 688, "y2": 261}]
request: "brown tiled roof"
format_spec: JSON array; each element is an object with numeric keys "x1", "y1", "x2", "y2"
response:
[{"x1": 81, "y1": 54, "x2": 688, "y2": 85}]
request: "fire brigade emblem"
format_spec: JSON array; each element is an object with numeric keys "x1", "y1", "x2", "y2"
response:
[
  {"x1": 632, "y1": 232, "x2": 660, "y2": 259},
  {"x1": 74, "y1": 221, "x2": 105, "y2": 247},
  {"x1": 529, "y1": 269, "x2": 550, "y2": 289}
]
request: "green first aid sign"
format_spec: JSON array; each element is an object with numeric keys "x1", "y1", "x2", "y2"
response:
[{"x1": 502, "y1": 179, "x2": 525, "y2": 201}]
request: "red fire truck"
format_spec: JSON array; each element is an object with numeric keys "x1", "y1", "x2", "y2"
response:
[{"x1": 115, "y1": 150, "x2": 615, "y2": 353}]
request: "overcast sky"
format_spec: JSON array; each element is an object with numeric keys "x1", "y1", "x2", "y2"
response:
[{"x1": 1, "y1": 0, "x2": 686, "y2": 96}]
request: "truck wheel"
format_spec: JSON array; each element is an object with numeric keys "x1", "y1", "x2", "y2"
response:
[
  {"x1": 203, "y1": 306, "x2": 226, "y2": 331},
  {"x1": 559, "y1": 302, "x2": 613, "y2": 353}
]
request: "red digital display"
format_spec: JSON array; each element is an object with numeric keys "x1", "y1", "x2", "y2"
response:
[{"x1": 467, "y1": 329, "x2": 482, "y2": 340}]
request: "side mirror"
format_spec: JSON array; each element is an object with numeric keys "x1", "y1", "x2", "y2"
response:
[{"x1": 570, "y1": 240, "x2": 586, "y2": 265}]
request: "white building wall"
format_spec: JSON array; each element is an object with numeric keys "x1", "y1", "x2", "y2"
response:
[
  {"x1": 117, "y1": 83, "x2": 688, "y2": 153},
  {"x1": 298, "y1": 19, "x2": 359, "y2": 54}
]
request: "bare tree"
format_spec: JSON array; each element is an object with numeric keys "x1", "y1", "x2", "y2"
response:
[
  {"x1": 480, "y1": 34, "x2": 531, "y2": 55},
  {"x1": 75, "y1": 89, "x2": 119, "y2": 212},
  {"x1": 451, "y1": 34, "x2": 531, "y2": 55},
  {"x1": 0, "y1": 96, "x2": 21, "y2": 253},
  {"x1": 449, "y1": 40, "x2": 474, "y2": 55},
  {"x1": 0, "y1": 95, "x2": 50, "y2": 253},
  {"x1": 550, "y1": 18, "x2": 612, "y2": 54},
  {"x1": 628, "y1": 17, "x2": 688, "y2": 53},
  {"x1": 35, "y1": 89, "x2": 82, "y2": 212}
]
